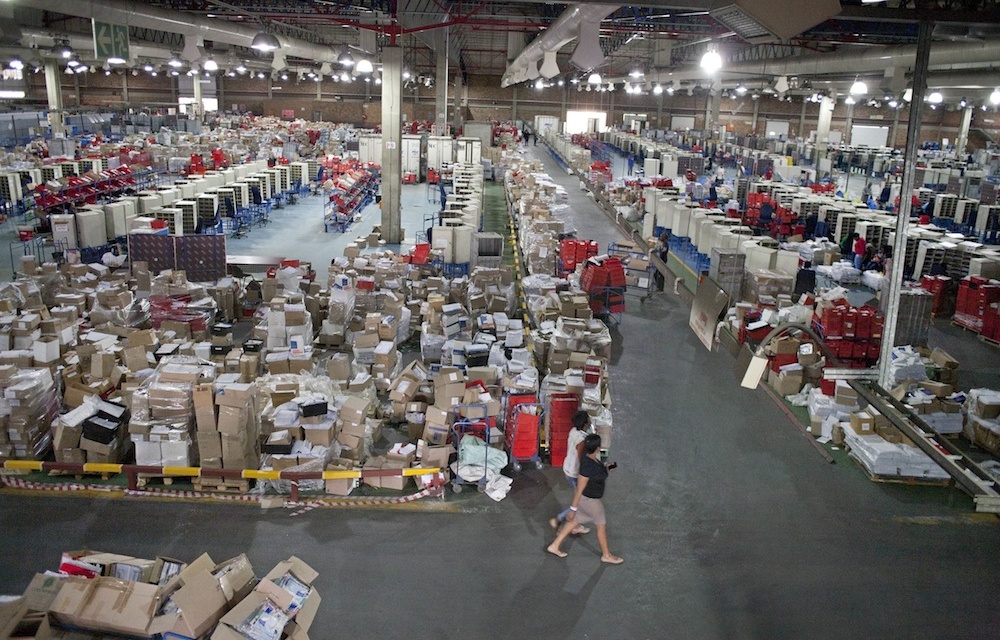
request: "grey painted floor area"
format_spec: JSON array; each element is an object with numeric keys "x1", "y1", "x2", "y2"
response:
[{"x1": 2, "y1": 148, "x2": 1000, "y2": 639}]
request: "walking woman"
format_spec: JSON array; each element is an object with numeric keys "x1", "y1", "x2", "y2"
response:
[{"x1": 547, "y1": 434, "x2": 623, "y2": 564}]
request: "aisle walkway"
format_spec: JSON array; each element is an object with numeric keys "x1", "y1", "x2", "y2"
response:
[{"x1": 0, "y1": 148, "x2": 999, "y2": 639}]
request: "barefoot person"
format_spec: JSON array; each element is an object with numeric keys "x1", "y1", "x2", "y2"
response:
[{"x1": 547, "y1": 434, "x2": 623, "y2": 564}]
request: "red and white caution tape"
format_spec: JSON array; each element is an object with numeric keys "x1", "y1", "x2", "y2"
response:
[{"x1": 123, "y1": 488, "x2": 262, "y2": 503}]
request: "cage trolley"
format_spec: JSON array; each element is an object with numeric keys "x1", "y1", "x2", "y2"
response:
[
  {"x1": 506, "y1": 402, "x2": 544, "y2": 472},
  {"x1": 450, "y1": 405, "x2": 492, "y2": 493},
  {"x1": 608, "y1": 241, "x2": 657, "y2": 303}
]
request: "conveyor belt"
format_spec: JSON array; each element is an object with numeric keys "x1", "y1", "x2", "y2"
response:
[{"x1": 849, "y1": 380, "x2": 1000, "y2": 513}]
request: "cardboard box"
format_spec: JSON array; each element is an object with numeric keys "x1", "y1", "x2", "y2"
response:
[
  {"x1": 216, "y1": 405, "x2": 248, "y2": 436},
  {"x1": 850, "y1": 411, "x2": 875, "y2": 435},
  {"x1": 834, "y1": 381, "x2": 858, "y2": 406},
  {"x1": 215, "y1": 383, "x2": 256, "y2": 408},
  {"x1": 339, "y1": 396, "x2": 368, "y2": 425},
  {"x1": 919, "y1": 380, "x2": 953, "y2": 398},
  {"x1": 49, "y1": 576, "x2": 161, "y2": 637},
  {"x1": 324, "y1": 458, "x2": 357, "y2": 496}
]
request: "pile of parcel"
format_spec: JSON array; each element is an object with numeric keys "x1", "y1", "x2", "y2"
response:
[{"x1": 0, "y1": 550, "x2": 321, "y2": 640}]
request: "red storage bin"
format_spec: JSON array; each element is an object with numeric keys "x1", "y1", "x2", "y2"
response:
[{"x1": 820, "y1": 378, "x2": 836, "y2": 396}]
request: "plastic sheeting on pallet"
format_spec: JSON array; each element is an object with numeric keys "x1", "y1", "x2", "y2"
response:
[{"x1": 843, "y1": 426, "x2": 949, "y2": 480}]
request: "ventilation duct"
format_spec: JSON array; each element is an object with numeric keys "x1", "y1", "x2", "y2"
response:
[
  {"x1": 571, "y1": 17, "x2": 605, "y2": 71},
  {"x1": 500, "y1": 4, "x2": 617, "y2": 87},
  {"x1": 540, "y1": 50, "x2": 560, "y2": 79}
]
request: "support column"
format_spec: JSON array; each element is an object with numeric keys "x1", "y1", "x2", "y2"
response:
[
  {"x1": 511, "y1": 84, "x2": 518, "y2": 123},
  {"x1": 192, "y1": 71, "x2": 204, "y2": 121},
  {"x1": 955, "y1": 106, "x2": 973, "y2": 154},
  {"x1": 798, "y1": 99, "x2": 807, "y2": 139},
  {"x1": 879, "y1": 20, "x2": 932, "y2": 388},
  {"x1": 709, "y1": 87, "x2": 721, "y2": 135},
  {"x1": 122, "y1": 72, "x2": 129, "y2": 106},
  {"x1": 656, "y1": 91, "x2": 663, "y2": 129},
  {"x1": 751, "y1": 99, "x2": 759, "y2": 134},
  {"x1": 845, "y1": 102, "x2": 855, "y2": 145},
  {"x1": 561, "y1": 84, "x2": 568, "y2": 126},
  {"x1": 452, "y1": 74, "x2": 463, "y2": 132},
  {"x1": 73, "y1": 72, "x2": 81, "y2": 106},
  {"x1": 435, "y1": 36, "x2": 449, "y2": 135},
  {"x1": 44, "y1": 60, "x2": 65, "y2": 137},
  {"x1": 890, "y1": 105, "x2": 901, "y2": 147},
  {"x1": 218, "y1": 75, "x2": 225, "y2": 112},
  {"x1": 815, "y1": 95, "x2": 834, "y2": 159},
  {"x1": 381, "y1": 45, "x2": 403, "y2": 244}
]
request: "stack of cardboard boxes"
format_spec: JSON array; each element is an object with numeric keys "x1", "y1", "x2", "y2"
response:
[
  {"x1": 1, "y1": 368, "x2": 60, "y2": 461},
  {"x1": 0, "y1": 550, "x2": 321, "y2": 640}
]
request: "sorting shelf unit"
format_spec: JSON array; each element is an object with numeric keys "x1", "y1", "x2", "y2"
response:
[
  {"x1": 471, "y1": 232, "x2": 504, "y2": 269},
  {"x1": 197, "y1": 193, "x2": 219, "y2": 227},
  {"x1": 323, "y1": 168, "x2": 378, "y2": 233}
]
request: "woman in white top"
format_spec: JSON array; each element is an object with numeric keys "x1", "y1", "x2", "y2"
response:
[{"x1": 549, "y1": 411, "x2": 592, "y2": 535}]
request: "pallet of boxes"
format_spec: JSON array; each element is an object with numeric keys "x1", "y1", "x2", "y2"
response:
[{"x1": 0, "y1": 550, "x2": 321, "y2": 640}]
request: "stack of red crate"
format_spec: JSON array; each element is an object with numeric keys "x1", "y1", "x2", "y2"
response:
[
  {"x1": 811, "y1": 303, "x2": 884, "y2": 368},
  {"x1": 547, "y1": 394, "x2": 579, "y2": 467},
  {"x1": 559, "y1": 239, "x2": 599, "y2": 275},
  {"x1": 953, "y1": 276, "x2": 1000, "y2": 334},
  {"x1": 921, "y1": 275, "x2": 957, "y2": 316}
]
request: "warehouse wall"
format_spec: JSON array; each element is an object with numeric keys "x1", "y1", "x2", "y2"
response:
[{"x1": 17, "y1": 70, "x2": 1000, "y2": 147}]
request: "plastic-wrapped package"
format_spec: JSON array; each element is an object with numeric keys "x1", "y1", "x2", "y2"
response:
[
  {"x1": 149, "y1": 294, "x2": 217, "y2": 335},
  {"x1": 420, "y1": 322, "x2": 447, "y2": 363},
  {"x1": 263, "y1": 442, "x2": 334, "y2": 494}
]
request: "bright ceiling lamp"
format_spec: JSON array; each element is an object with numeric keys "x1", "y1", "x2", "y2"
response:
[
  {"x1": 338, "y1": 45, "x2": 354, "y2": 67},
  {"x1": 251, "y1": 32, "x2": 281, "y2": 52},
  {"x1": 540, "y1": 51, "x2": 559, "y2": 79},
  {"x1": 888, "y1": 98, "x2": 898, "y2": 108},
  {"x1": 903, "y1": 88, "x2": 912, "y2": 102},
  {"x1": 587, "y1": 72, "x2": 602, "y2": 85},
  {"x1": 666, "y1": 83, "x2": 675, "y2": 95},
  {"x1": 168, "y1": 55, "x2": 183, "y2": 68},
  {"x1": 845, "y1": 95, "x2": 856, "y2": 105},
  {"x1": 0, "y1": 90, "x2": 25, "y2": 99},
  {"x1": 990, "y1": 88, "x2": 1000, "y2": 105},
  {"x1": 143, "y1": 63, "x2": 154, "y2": 72},
  {"x1": 735, "y1": 83, "x2": 747, "y2": 96},
  {"x1": 927, "y1": 91, "x2": 943, "y2": 104},
  {"x1": 8, "y1": 58, "x2": 23, "y2": 70},
  {"x1": 355, "y1": 58, "x2": 373, "y2": 74},
  {"x1": 107, "y1": 56, "x2": 126, "y2": 65},
  {"x1": 53, "y1": 42, "x2": 72, "y2": 59},
  {"x1": 203, "y1": 58, "x2": 219, "y2": 72},
  {"x1": 700, "y1": 49, "x2": 722, "y2": 74},
  {"x1": 629, "y1": 69, "x2": 643, "y2": 78},
  {"x1": 340, "y1": 71, "x2": 351, "y2": 82},
  {"x1": 535, "y1": 79, "x2": 544, "y2": 90},
  {"x1": 849, "y1": 79, "x2": 868, "y2": 96},
  {"x1": 653, "y1": 84, "x2": 663, "y2": 95}
]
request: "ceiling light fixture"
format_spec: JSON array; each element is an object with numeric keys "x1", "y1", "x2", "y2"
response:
[
  {"x1": 587, "y1": 72, "x2": 602, "y2": 85},
  {"x1": 653, "y1": 84, "x2": 663, "y2": 95},
  {"x1": 845, "y1": 95, "x2": 856, "y2": 105},
  {"x1": 168, "y1": 55, "x2": 184, "y2": 68},
  {"x1": 355, "y1": 58, "x2": 373, "y2": 74},
  {"x1": 338, "y1": 45, "x2": 354, "y2": 67},
  {"x1": 927, "y1": 91, "x2": 943, "y2": 104},
  {"x1": 991, "y1": 89, "x2": 1000, "y2": 105},
  {"x1": 960, "y1": 97, "x2": 968, "y2": 108},
  {"x1": 251, "y1": 32, "x2": 281, "y2": 52},
  {"x1": 107, "y1": 56, "x2": 126, "y2": 65},
  {"x1": 700, "y1": 49, "x2": 722, "y2": 74},
  {"x1": 67, "y1": 57, "x2": 80, "y2": 68},
  {"x1": 629, "y1": 69, "x2": 643, "y2": 78},
  {"x1": 888, "y1": 99, "x2": 898, "y2": 108},
  {"x1": 735, "y1": 84, "x2": 747, "y2": 96},
  {"x1": 236, "y1": 64, "x2": 247, "y2": 74},
  {"x1": 53, "y1": 42, "x2": 72, "y2": 59},
  {"x1": 203, "y1": 58, "x2": 219, "y2": 72},
  {"x1": 8, "y1": 58, "x2": 23, "y2": 70},
  {"x1": 849, "y1": 79, "x2": 868, "y2": 96}
]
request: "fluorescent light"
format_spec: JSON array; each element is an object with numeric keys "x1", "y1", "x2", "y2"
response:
[
  {"x1": 168, "y1": 56, "x2": 184, "y2": 68},
  {"x1": 850, "y1": 80, "x2": 868, "y2": 96},
  {"x1": 0, "y1": 90, "x2": 25, "y2": 99},
  {"x1": 67, "y1": 58, "x2": 80, "y2": 68},
  {"x1": 888, "y1": 99, "x2": 898, "y2": 108},
  {"x1": 928, "y1": 91, "x2": 943, "y2": 104},
  {"x1": 107, "y1": 57, "x2": 126, "y2": 65},
  {"x1": 991, "y1": 89, "x2": 1000, "y2": 105},
  {"x1": 8, "y1": 58, "x2": 23, "y2": 70},
  {"x1": 629, "y1": 69, "x2": 643, "y2": 78},
  {"x1": 340, "y1": 72, "x2": 351, "y2": 82},
  {"x1": 700, "y1": 49, "x2": 722, "y2": 74},
  {"x1": 845, "y1": 96, "x2": 856, "y2": 105},
  {"x1": 402, "y1": 69, "x2": 410, "y2": 79},
  {"x1": 653, "y1": 84, "x2": 663, "y2": 95},
  {"x1": 535, "y1": 79, "x2": 543, "y2": 90},
  {"x1": 143, "y1": 63, "x2": 154, "y2": 72},
  {"x1": 587, "y1": 72, "x2": 601, "y2": 84},
  {"x1": 236, "y1": 64, "x2": 247, "y2": 74},
  {"x1": 736, "y1": 84, "x2": 747, "y2": 96},
  {"x1": 355, "y1": 58, "x2": 373, "y2": 74},
  {"x1": 203, "y1": 58, "x2": 219, "y2": 72}
]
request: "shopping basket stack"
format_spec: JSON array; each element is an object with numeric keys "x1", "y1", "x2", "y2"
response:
[
  {"x1": 558, "y1": 239, "x2": 599, "y2": 277},
  {"x1": 580, "y1": 257, "x2": 627, "y2": 315},
  {"x1": 547, "y1": 393, "x2": 580, "y2": 467}
]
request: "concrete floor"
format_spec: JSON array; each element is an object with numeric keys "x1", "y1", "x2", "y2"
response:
[{"x1": 2, "y1": 149, "x2": 1000, "y2": 638}]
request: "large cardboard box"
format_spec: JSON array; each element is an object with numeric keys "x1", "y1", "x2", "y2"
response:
[
  {"x1": 324, "y1": 458, "x2": 357, "y2": 496},
  {"x1": 49, "y1": 576, "x2": 161, "y2": 637},
  {"x1": 849, "y1": 411, "x2": 875, "y2": 435}
]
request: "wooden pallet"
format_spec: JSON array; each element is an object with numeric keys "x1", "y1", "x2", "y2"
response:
[
  {"x1": 136, "y1": 474, "x2": 179, "y2": 488},
  {"x1": 979, "y1": 335, "x2": 1000, "y2": 349},
  {"x1": 951, "y1": 320, "x2": 981, "y2": 333},
  {"x1": 193, "y1": 478, "x2": 252, "y2": 494},
  {"x1": 849, "y1": 453, "x2": 952, "y2": 487}
]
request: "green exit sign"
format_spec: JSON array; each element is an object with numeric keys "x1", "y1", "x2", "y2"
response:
[{"x1": 92, "y1": 19, "x2": 129, "y2": 61}]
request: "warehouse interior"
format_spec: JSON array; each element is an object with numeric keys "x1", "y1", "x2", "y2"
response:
[{"x1": 0, "y1": 1, "x2": 999, "y2": 639}]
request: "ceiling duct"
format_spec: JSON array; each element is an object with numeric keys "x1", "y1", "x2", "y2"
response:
[
  {"x1": 500, "y1": 4, "x2": 617, "y2": 88},
  {"x1": 540, "y1": 51, "x2": 559, "y2": 79},
  {"x1": 570, "y1": 17, "x2": 605, "y2": 71},
  {"x1": 709, "y1": 0, "x2": 841, "y2": 43},
  {"x1": 15, "y1": 0, "x2": 337, "y2": 64}
]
